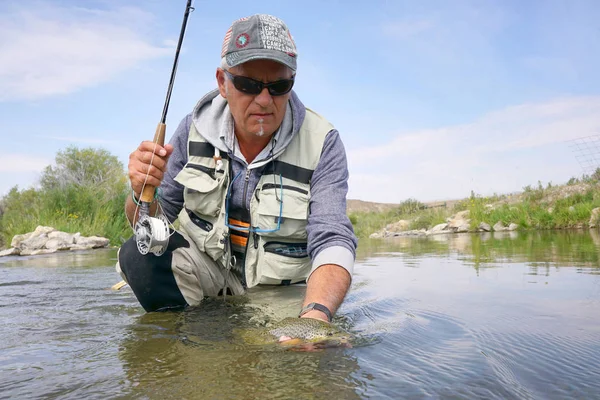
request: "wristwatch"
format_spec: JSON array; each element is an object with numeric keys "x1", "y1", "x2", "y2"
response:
[{"x1": 298, "y1": 302, "x2": 332, "y2": 322}]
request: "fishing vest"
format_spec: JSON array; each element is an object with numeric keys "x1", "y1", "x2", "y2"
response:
[{"x1": 173, "y1": 108, "x2": 333, "y2": 288}]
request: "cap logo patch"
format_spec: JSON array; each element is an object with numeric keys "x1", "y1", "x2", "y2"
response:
[{"x1": 235, "y1": 33, "x2": 250, "y2": 48}]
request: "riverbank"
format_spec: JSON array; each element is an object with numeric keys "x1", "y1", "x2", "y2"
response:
[{"x1": 348, "y1": 177, "x2": 600, "y2": 239}]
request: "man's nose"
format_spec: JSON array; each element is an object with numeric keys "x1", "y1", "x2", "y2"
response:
[{"x1": 254, "y1": 87, "x2": 273, "y2": 107}]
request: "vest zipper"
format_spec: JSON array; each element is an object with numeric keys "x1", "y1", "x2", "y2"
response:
[{"x1": 243, "y1": 167, "x2": 251, "y2": 210}]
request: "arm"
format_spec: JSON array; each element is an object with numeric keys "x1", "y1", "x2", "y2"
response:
[{"x1": 301, "y1": 129, "x2": 358, "y2": 322}]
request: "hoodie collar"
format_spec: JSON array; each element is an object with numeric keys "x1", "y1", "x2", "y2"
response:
[{"x1": 191, "y1": 89, "x2": 305, "y2": 168}]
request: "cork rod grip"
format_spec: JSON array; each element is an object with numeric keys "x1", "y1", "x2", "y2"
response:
[{"x1": 140, "y1": 122, "x2": 167, "y2": 203}]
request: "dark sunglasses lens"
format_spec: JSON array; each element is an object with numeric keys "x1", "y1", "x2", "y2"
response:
[
  {"x1": 268, "y1": 80, "x2": 294, "y2": 95},
  {"x1": 233, "y1": 76, "x2": 263, "y2": 95}
]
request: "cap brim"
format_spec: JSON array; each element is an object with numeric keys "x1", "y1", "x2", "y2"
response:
[{"x1": 225, "y1": 49, "x2": 297, "y2": 71}]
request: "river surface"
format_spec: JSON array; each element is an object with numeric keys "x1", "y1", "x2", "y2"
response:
[{"x1": 1, "y1": 230, "x2": 599, "y2": 399}]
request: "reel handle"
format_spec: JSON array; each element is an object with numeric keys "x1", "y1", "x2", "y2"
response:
[{"x1": 140, "y1": 122, "x2": 167, "y2": 203}]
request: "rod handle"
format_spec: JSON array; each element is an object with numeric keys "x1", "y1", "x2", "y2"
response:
[{"x1": 140, "y1": 122, "x2": 167, "y2": 203}]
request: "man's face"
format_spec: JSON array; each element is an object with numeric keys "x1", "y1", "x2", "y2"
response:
[{"x1": 217, "y1": 59, "x2": 294, "y2": 139}]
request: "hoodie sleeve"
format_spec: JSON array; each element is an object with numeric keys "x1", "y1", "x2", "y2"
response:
[
  {"x1": 306, "y1": 129, "x2": 358, "y2": 280},
  {"x1": 158, "y1": 113, "x2": 192, "y2": 223}
]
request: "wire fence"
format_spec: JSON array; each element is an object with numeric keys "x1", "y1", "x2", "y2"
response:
[{"x1": 568, "y1": 134, "x2": 600, "y2": 176}]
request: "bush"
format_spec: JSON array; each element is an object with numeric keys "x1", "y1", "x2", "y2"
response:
[{"x1": 0, "y1": 147, "x2": 130, "y2": 247}]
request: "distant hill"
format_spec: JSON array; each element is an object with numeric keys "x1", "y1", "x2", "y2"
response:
[
  {"x1": 346, "y1": 198, "x2": 461, "y2": 213},
  {"x1": 346, "y1": 199, "x2": 398, "y2": 213}
]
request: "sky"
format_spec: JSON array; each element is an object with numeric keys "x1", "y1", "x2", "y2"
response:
[{"x1": 1, "y1": 0, "x2": 599, "y2": 203}]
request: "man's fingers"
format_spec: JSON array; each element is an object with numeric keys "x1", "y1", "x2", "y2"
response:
[{"x1": 138, "y1": 141, "x2": 169, "y2": 156}]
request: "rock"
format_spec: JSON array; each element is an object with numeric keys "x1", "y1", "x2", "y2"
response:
[
  {"x1": 70, "y1": 244, "x2": 93, "y2": 251},
  {"x1": 508, "y1": 223, "x2": 519, "y2": 231},
  {"x1": 568, "y1": 206, "x2": 576, "y2": 213},
  {"x1": 11, "y1": 233, "x2": 32, "y2": 248},
  {"x1": 19, "y1": 234, "x2": 48, "y2": 251},
  {"x1": 386, "y1": 220, "x2": 411, "y2": 232},
  {"x1": 447, "y1": 210, "x2": 471, "y2": 230},
  {"x1": 75, "y1": 236, "x2": 110, "y2": 248},
  {"x1": 589, "y1": 207, "x2": 600, "y2": 228},
  {"x1": 493, "y1": 221, "x2": 507, "y2": 232},
  {"x1": 455, "y1": 223, "x2": 471, "y2": 233},
  {"x1": 547, "y1": 207, "x2": 554, "y2": 214},
  {"x1": 48, "y1": 231, "x2": 76, "y2": 244},
  {"x1": 369, "y1": 232, "x2": 382, "y2": 239},
  {"x1": 479, "y1": 222, "x2": 491, "y2": 232},
  {"x1": 20, "y1": 248, "x2": 57, "y2": 256},
  {"x1": 429, "y1": 223, "x2": 449, "y2": 234},
  {"x1": 31, "y1": 226, "x2": 55, "y2": 238},
  {"x1": 0, "y1": 247, "x2": 20, "y2": 257},
  {"x1": 44, "y1": 238, "x2": 73, "y2": 251}
]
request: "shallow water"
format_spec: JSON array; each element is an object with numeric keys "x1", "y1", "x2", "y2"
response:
[{"x1": 1, "y1": 230, "x2": 599, "y2": 399}]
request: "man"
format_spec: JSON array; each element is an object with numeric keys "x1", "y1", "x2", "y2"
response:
[{"x1": 116, "y1": 14, "x2": 357, "y2": 324}]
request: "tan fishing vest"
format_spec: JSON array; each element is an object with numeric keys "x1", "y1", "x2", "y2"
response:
[{"x1": 174, "y1": 108, "x2": 333, "y2": 288}]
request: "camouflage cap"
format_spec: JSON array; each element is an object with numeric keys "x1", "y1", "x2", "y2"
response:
[{"x1": 221, "y1": 14, "x2": 298, "y2": 71}]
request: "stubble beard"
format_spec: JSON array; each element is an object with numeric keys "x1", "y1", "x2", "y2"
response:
[{"x1": 256, "y1": 118, "x2": 265, "y2": 137}]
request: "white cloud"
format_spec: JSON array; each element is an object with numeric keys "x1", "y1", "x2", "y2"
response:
[
  {"x1": 347, "y1": 97, "x2": 600, "y2": 203},
  {"x1": 0, "y1": 2, "x2": 173, "y2": 102},
  {"x1": 0, "y1": 154, "x2": 51, "y2": 173},
  {"x1": 33, "y1": 135, "x2": 117, "y2": 146}
]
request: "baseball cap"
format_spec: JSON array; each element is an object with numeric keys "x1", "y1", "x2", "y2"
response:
[{"x1": 221, "y1": 14, "x2": 298, "y2": 71}]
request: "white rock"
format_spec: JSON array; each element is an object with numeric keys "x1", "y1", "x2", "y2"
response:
[
  {"x1": 11, "y1": 233, "x2": 32, "y2": 248},
  {"x1": 0, "y1": 247, "x2": 20, "y2": 257},
  {"x1": 75, "y1": 236, "x2": 110, "y2": 248},
  {"x1": 455, "y1": 223, "x2": 471, "y2": 233},
  {"x1": 44, "y1": 238, "x2": 72, "y2": 251},
  {"x1": 48, "y1": 231, "x2": 76, "y2": 244},
  {"x1": 31, "y1": 226, "x2": 55, "y2": 238},
  {"x1": 20, "y1": 248, "x2": 57, "y2": 256},
  {"x1": 589, "y1": 207, "x2": 600, "y2": 228},
  {"x1": 493, "y1": 221, "x2": 507, "y2": 232},
  {"x1": 19, "y1": 235, "x2": 48, "y2": 251},
  {"x1": 508, "y1": 223, "x2": 519, "y2": 231},
  {"x1": 386, "y1": 220, "x2": 411, "y2": 232},
  {"x1": 479, "y1": 222, "x2": 491, "y2": 232},
  {"x1": 429, "y1": 223, "x2": 449, "y2": 234}
]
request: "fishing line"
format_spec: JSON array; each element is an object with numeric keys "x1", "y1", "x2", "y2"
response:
[{"x1": 134, "y1": 0, "x2": 195, "y2": 256}]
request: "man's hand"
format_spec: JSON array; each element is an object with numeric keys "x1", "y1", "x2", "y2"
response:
[
  {"x1": 128, "y1": 141, "x2": 174, "y2": 196},
  {"x1": 125, "y1": 141, "x2": 174, "y2": 225}
]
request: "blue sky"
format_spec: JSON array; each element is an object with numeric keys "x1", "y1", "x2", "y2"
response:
[{"x1": 1, "y1": 0, "x2": 599, "y2": 203}]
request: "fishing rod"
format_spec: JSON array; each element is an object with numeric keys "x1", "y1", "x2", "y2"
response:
[{"x1": 135, "y1": 0, "x2": 194, "y2": 256}]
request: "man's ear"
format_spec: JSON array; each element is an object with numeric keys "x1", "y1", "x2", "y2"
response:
[{"x1": 216, "y1": 68, "x2": 227, "y2": 98}]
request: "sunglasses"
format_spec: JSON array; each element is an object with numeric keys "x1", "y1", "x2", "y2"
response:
[{"x1": 223, "y1": 70, "x2": 295, "y2": 96}]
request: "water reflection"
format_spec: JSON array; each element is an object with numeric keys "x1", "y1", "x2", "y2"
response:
[
  {"x1": 359, "y1": 230, "x2": 600, "y2": 275},
  {"x1": 1, "y1": 232, "x2": 600, "y2": 399}
]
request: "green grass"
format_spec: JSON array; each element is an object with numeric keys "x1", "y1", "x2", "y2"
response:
[
  {"x1": 350, "y1": 177, "x2": 600, "y2": 239},
  {"x1": 0, "y1": 185, "x2": 131, "y2": 248}
]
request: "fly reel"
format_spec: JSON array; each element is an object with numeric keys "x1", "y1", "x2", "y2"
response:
[{"x1": 135, "y1": 204, "x2": 170, "y2": 256}]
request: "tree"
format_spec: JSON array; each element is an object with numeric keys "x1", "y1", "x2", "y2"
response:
[{"x1": 40, "y1": 146, "x2": 127, "y2": 198}]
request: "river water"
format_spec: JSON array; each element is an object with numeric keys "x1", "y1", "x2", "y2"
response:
[{"x1": 1, "y1": 230, "x2": 599, "y2": 399}]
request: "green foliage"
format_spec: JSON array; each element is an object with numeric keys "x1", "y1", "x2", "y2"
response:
[
  {"x1": 397, "y1": 198, "x2": 426, "y2": 215},
  {"x1": 0, "y1": 147, "x2": 130, "y2": 248},
  {"x1": 357, "y1": 170, "x2": 600, "y2": 239}
]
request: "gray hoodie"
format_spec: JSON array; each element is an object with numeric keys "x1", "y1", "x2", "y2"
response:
[{"x1": 159, "y1": 89, "x2": 358, "y2": 280}]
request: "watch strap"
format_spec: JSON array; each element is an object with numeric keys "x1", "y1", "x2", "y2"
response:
[{"x1": 298, "y1": 302, "x2": 332, "y2": 322}]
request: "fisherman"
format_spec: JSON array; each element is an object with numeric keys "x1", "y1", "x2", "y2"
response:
[{"x1": 116, "y1": 14, "x2": 357, "y2": 324}]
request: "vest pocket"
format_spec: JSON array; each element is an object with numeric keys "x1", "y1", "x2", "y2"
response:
[
  {"x1": 258, "y1": 241, "x2": 311, "y2": 285},
  {"x1": 255, "y1": 185, "x2": 309, "y2": 239},
  {"x1": 180, "y1": 208, "x2": 225, "y2": 261},
  {"x1": 176, "y1": 164, "x2": 226, "y2": 217}
]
